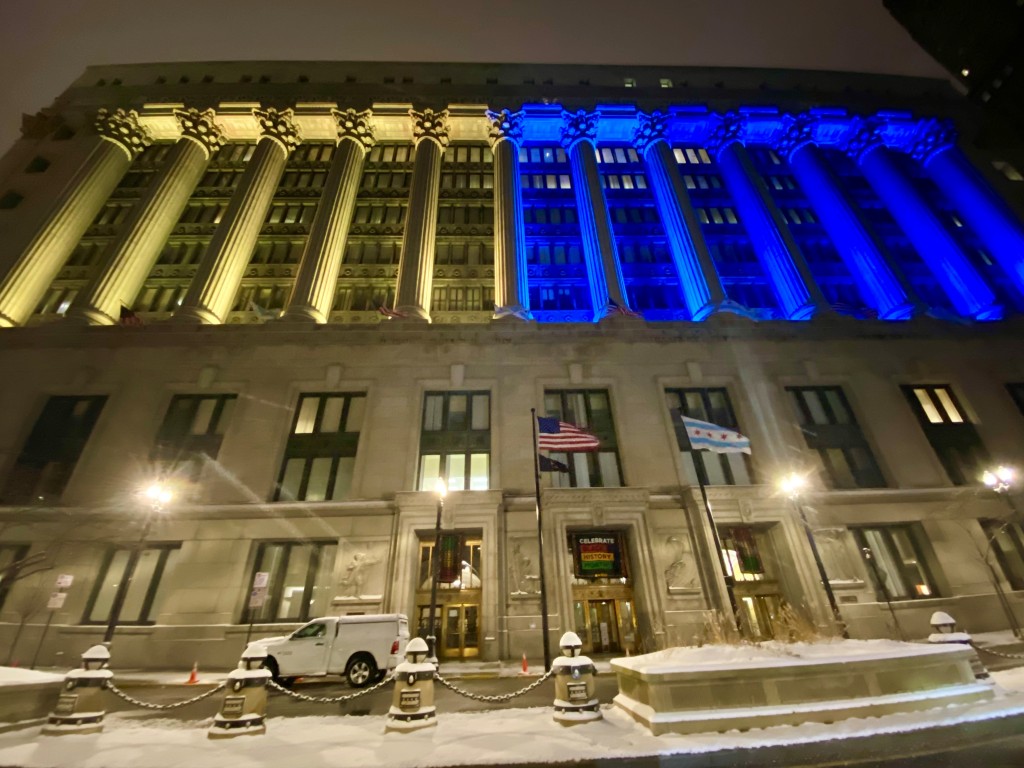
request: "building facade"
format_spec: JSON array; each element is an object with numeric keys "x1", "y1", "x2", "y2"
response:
[{"x1": 0, "y1": 62, "x2": 1023, "y2": 670}]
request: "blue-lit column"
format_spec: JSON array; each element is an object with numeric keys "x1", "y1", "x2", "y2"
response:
[
  {"x1": 634, "y1": 111, "x2": 725, "y2": 320},
  {"x1": 561, "y1": 110, "x2": 631, "y2": 320},
  {"x1": 487, "y1": 109, "x2": 531, "y2": 320},
  {"x1": 910, "y1": 119, "x2": 1024, "y2": 298},
  {"x1": 845, "y1": 120, "x2": 1001, "y2": 320},
  {"x1": 707, "y1": 115, "x2": 825, "y2": 321},
  {"x1": 776, "y1": 116, "x2": 916, "y2": 320},
  {"x1": 394, "y1": 109, "x2": 448, "y2": 322}
]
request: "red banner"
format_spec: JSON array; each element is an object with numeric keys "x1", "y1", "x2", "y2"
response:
[{"x1": 437, "y1": 534, "x2": 463, "y2": 583}]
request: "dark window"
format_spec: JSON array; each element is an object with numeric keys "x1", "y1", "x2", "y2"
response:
[
  {"x1": 418, "y1": 392, "x2": 490, "y2": 491},
  {"x1": 152, "y1": 395, "x2": 236, "y2": 480},
  {"x1": 787, "y1": 386, "x2": 885, "y2": 488},
  {"x1": 275, "y1": 393, "x2": 365, "y2": 502},
  {"x1": 542, "y1": 390, "x2": 622, "y2": 488},
  {"x1": 1008, "y1": 383, "x2": 1024, "y2": 418},
  {"x1": 902, "y1": 385, "x2": 987, "y2": 486},
  {"x1": 981, "y1": 520, "x2": 1024, "y2": 591},
  {"x1": 2, "y1": 396, "x2": 107, "y2": 504},
  {"x1": 0, "y1": 191, "x2": 23, "y2": 209},
  {"x1": 241, "y1": 541, "x2": 336, "y2": 623},
  {"x1": 52, "y1": 125, "x2": 75, "y2": 140},
  {"x1": 0, "y1": 544, "x2": 31, "y2": 610},
  {"x1": 83, "y1": 544, "x2": 180, "y2": 624},
  {"x1": 24, "y1": 157, "x2": 50, "y2": 174},
  {"x1": 853, "y1": 524, "x2": 939, "y2": 600},
  {"x1": 666, "y1": 388, "x2": 752, "y2": 485}
]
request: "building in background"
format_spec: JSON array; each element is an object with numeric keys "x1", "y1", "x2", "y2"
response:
[{"x1": 0, "y1": 62, "x2": 1023, "y2": 670}]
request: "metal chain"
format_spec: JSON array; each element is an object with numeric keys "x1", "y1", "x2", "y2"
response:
[
  {"x1": 972, "y1": 642, "x2": 1024, "y2": 660},
  {"x1": 106, "y1": 680, "x2": 226, "y2": 710},
  {"x1": 266, "y1": 673, "x2": 394, "y2": 703},
  {"x1": 433, "y1": 668, "x2": 555, "y2": 703}
]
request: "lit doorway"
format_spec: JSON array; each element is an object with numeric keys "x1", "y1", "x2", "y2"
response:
[{"x1": 415, "y1": 536, "x2": 482, "y2": 659}]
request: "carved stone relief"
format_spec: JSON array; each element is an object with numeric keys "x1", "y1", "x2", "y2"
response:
[
  {"x1": 335, "y1": 541, "x2": 386, "y2": 600},
  {"x1": 662, "y1": 533, "x2": 701, "y2": 593},
  {"x1": 509, "y1": 538, "x2": 540, "y2": 597}
]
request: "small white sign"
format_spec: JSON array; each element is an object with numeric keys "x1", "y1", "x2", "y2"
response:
[
  {"x1": 55, "y1": 574, "x2": 73, "y2": 589},
  {"x1": 253, "y1": 571, "x2": 270, "y2": 589},
  {"x1": 249, "y1": 587, "x2": 267, "y2": 608},
  {"x1": 47, "y1": 592, "x2": 67, "y2": 610}
]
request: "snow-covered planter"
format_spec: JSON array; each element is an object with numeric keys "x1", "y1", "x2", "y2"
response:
[{"x1": 612, "y1": 639, "x2": 994, "y2": 735}]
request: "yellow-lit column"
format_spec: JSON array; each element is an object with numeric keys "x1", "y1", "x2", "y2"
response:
[
  {"x1": 0, "y1": 109, "x2": 151, "y2": 327},
  {"x1": 176, "y1": 108, "x2": 300, "y2": 324},
  {"x1": 284, "y1": 109, "x2": 374, "y2": 323},
  {"x1": 487, "y1": 109, "x2": 531, "y2": 320},
  {"x1": 393, "y1": 109, "x2": 449, "y2": 322},
  {"x1": 66, "y1": 108, "x2": 224, "y2": 325}
]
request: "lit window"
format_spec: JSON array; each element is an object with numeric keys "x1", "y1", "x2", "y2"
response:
[
  {"x1": 853, "y1": 525, "x2": 939, "y2": 600},
  {"x1": 623, "y1": 78, "x2": 636, "y2": 88},
  {"x1": 85, "y1": 545, "x2": 181, "y2": 624},
  {"x1": 241, "y1": 541, "x2": 336, "y2": 623},
  {"x1": 418, "y1": 392, "x2": 490, "y2": 491},
  {"x1": 276, "y1": 393, "x2": 365, "y2": 501},
  {"x1": 903, "y1": 385, "x2": 987, "y2": 485},
  {"x1": 659, "y1": 78, "x2": 673, "y2": 88}
]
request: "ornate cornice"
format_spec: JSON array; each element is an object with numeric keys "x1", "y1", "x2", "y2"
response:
[
  {"x1": 559, "y1": 109, "x2": 599, "y2": 150},
  {"x1": 95, "y1": 108, "x2": 152, "y2": 158},
  {"x1": 485, "y1": 109, "x2": 525, "y2": 148},
  {"x1": 173, "y1": 108, "x2": 225, "y2": 157},
  {"x1": 773, "y1": 113, "x2": 815, "y2": 163},
  {"x1": 704, "y1": 113, "x2": 745, "y2": 159},
  {"x1": 254, "y1": 107, "x2": 302, "y2": 153},
  {"x1": 410, "y1": 108, "x2": 451, "y2": 148},
  {"x1": 632, "y1": 110, "x2": 669, "y2": 155},
  {"x1": 839, "y1": 116, "x2": 885, "y2": 163},
  {"x1": 907, "y1": 117, "x2": 957, "y2": 164},
  {"x1": 333, "y1": 108, "x2": 375, "y2": 150}
]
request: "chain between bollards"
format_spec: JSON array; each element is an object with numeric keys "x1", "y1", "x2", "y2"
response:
[
  {"x1": 266, "y1": 673, "x2": 395, "y2": 704},
  {"x1": 106, "y1": 680, "x2": 227, "y2": 710},
  {"x1": 433, "y1": 668, "x2": 555, "y2": 703},
  {"x1": 971, "y1": 642, "x2": 1024, "y2": 660}
]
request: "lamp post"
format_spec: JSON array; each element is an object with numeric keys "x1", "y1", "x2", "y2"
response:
[
  {"x1": 980, "y1": 464, "x2": 1023, "y2": 639},
  {"x1": 779, "y1": 473, "x2": 849, "y2": 639},
  {"x1": 103, "y1": 482, "x2": 173, "y2": 644},
  {"x1": 426, "y1": 478, "x2": 446, "y2": 664}
]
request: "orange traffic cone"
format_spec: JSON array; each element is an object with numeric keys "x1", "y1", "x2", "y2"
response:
[
  {"x1": 186, "y1": 661, "x2": 199, "y2": 685},
  {"x1": 521, "y1": 652, "x2": 528, "y2": 674}
]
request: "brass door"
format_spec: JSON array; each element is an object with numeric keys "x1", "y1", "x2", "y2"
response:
[
  {"x1": 441, "y1": 604, "x2": 480, "y2": 659},
  {"x1": 737, "y1": 594, "x2": 782, "y2": 641},
  {"x1": 572, "y1": 598, "x2": 636, "y2": 654}
]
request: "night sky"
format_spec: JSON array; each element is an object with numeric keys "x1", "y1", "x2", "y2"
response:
[{"x1": 0, "y1": 0, "x2": 947, "y2": 151}]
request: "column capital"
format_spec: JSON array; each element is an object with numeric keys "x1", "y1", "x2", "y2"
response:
[
  {"x1": 839, "y1": 117, "x2": 885, "y2": 163},
  {"x1": 632, "y1": 111, "x2": 669, "y2": 155},
  {"x1": 332, "y1": 108, "x2": 375, "y2": 150},
  {"x1": 173, "y1": 108, "x2": 225, "y2": 158},
  {"x1": 773, "y1": 114, "x2": 816, "y2": 163},
  {"x1": 560, "y1": 109, "x2": 599, "y2": 150},
  {"x1": 907, "y1": 118, "x2": 958, "y2": 164},
  {"x1": 410, "y1": 108, "x2": 451, "y2": 148},
  {"x1": 254, "y1": 107, "x2": 302, "y2": 153},
  {"x1": 704, "y1": 113, "x2": 746, "y2": 159},
  {"x1": 95, "y1": 108, "x2": 152, "y2": 158},
  {"x1": 485, "y1": 109, "x2": 525, "y2": 148}
]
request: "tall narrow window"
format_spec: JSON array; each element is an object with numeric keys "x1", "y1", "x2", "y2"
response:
[
  {"x1": 666, "y1": 388, "x2": 752, "y2": 485},
  {"x1": 2, "y1": 396, "x2": 107, "y2": 504},
  {"x1": 276, "y1": 393, "x2": 365, "y2": 501},
  {"x1": 787, "y1": 386, "x2": 885, "y2": 489},
  {"x1": 542, "y1": 390, "x2": 622, "y2": 488},
  {"x1": 241, "y1": 541, "x2": 336, "y2": 623},
  {"x1": 84, "y1": 544, "x2": 180, "y2": 624},
  {"x1": 902, "y1": 385, "x2": 987, "y2": 486},
  {"x1": 418, "y1": 392, "x2": 490, "y2": 491},
  {"x1": 152, "y1": 394, "x2": 236, "y2": 480},
  {"x1": 852, "y1": 525, "x2": 939, "y2": 600},
  {"x1": 981, "y1": 520, "x2": 1024, "y2": 591}
]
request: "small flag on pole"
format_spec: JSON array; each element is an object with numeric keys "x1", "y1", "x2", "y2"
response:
[
  {"x1": 493, "y1": 304, "x2": 531, "y2": 320},
  {"x1": 378, "y1": 305, "x2": 408, "y2": 319},
  {"x1": 537, "y1": 417, "x2": 601, "y2": 451},
  {"x1": 680, "y1": 414, "x2": 751, "y2": 454},
  {"x1": 248, "y1": 299, "x2": 280, "y2": 321},
  {"x1": 604, "y1": 299, "x2": 642, "y2": 319},
  {"x1": 538, "y1": 455, "x2": 570, "y2": 473},
  {"x1": 119, "y1": 305, "x2": 144, "y2": 327}
]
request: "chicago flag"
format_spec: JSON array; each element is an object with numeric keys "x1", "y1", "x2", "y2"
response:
[{"x1": 681, "y1": 415, "x2": 751, "y2": 454}]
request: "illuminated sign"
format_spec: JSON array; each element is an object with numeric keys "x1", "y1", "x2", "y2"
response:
[{"x1": 571, "y1": 533, "x2": 624, "y2": 579}]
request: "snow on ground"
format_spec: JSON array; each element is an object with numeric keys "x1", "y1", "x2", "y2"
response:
[
  {"x1": 0, "y1": 668, "x2": 64, "y2": 687},
  {"x1": 0, "y1": 668, "x2": 1019, "y2": 768}
]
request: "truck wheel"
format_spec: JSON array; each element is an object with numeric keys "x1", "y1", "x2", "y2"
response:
[
  {"x1": 263, "y1": 657, "x2": 295, "y2": 688},
  {"x1": 346, "y1": 654, "x2": 376, "y2": 688}
]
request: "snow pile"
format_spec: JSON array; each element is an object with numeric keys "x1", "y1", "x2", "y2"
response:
[{"x1": 0, "y1": 667, "x2": 64, "y2": 687}]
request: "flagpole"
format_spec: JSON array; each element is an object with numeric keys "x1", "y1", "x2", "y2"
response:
[{"x1": 530, "y1": 407, "x2": 553, "y2": 670}]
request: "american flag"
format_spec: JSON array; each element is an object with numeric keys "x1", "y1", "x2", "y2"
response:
[
  {"x1": 378, "y1": 305, "x2": 408, "y2": 319},
  {"x1": 537, "y1": 417, "x2": 601, "y2": 451},
  {"x1": 119, "y1": 305, "x2": 144, "y2": 327},
  {"x1": 605, "y1": 299, "x2": 642, "y2": 319}
]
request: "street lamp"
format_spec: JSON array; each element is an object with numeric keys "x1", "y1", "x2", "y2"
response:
[
  {"x1": 103, "y1": 481, "x2": 173, "y2": 644},
  {"x1": 426, "y1": 478, "x2": 447, "y2": 664},
  {"x1": 982, "y1": 465, "x2": 1022, "y2": 520},
  {"x1": 778, "y1": 472, "x2": 849, "y2": 639}
]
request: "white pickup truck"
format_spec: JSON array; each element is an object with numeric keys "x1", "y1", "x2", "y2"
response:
[{"x1": 251, "y1": 614, "x2": 410, "y2": 688}]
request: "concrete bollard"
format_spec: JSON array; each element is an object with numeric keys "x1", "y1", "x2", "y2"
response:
[
  {"x1": 385, "y1": 637, "x2": 437, "y2": 732},
  {"x1": 927, "y1": 610, "x2": 990, "y2": 681},
  {"x1": 209, "y1": 644, "x2": 272, "y2": 738},
  {"x1": 42, "y1": 644, "x2": 113, "y2": 735},
  {"x1": 552, "y1": 631, "x2": 601, "y2": 725}
]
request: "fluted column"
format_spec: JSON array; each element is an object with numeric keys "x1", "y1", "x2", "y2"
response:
[
  {"x1": 634, "y1": 111, "x2": 725, "y2": 320},
  {"x1": 0, "y1": 109, "x2": 151, "y2": 327},
  {"x1": 844, "y1": 119, "x2": 1001, "y2": 321},
  {"x1": 487, "y1": 109, "x2": 531, "y2": 320},
  {"x1": 67, "y1": 109, "x2": 224, "y2": 325},
  {"x1": 394, "y1": 109, "x2": 448, "y2": 322},
  {"x1": 561, "y1": 110, "x2": 631, "y2": 321},
  {"x1": 707, "y1": 115, "x2": 825, "y2": 321},
  {"x1": 176, "y1": 108, "x2": 300, "y2": 324},
  {"x1": 775, "y1": 116, "x2": 916, "y2": 321},
  {"x1": 284, "y1": 109, "x2": 374, "y2": 323},
  {"x1": 909, "y1": 119, "x2": 1024, "y2": 298}
]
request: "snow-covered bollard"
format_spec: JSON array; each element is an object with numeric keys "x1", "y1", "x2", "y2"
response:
[
  {"x1": 208, "y1": 645, "x2": 272, "y2": 739},
  {"x1": 385, "y1": 637, "x2": 437, "y2": 732},
  {"x1": 552, "y1": 631, "x2": 601, "y2": 725},
  {"x1": 927, "y1": 610, "x2": 990, "y2": 681},
  {"x1": 42, "y1": 644, "x2": 113, "y2": 735}
]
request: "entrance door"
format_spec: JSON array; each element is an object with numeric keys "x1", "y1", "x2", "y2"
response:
[
  {"x1": 737, "y1": 593, "x2": 783, "y2": 641},
  {"x1": 573, "y1": 597, "x2": 636, "y2": 654},
  {"x1": 417, "y1": 603, "x2": 480, "y2": 659}
]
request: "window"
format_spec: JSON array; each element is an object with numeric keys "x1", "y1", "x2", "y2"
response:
[
  {"x1": 853, "y1": 525, "x2": 939, "y2": 600},
  {"x1": 25, "y1": 157, "x2": 50, "y2": 174},
  {"x1": 417, "y1": 538, "x2": 482, "y2": 591},
  {"x1": 276, "y1": 393, "x2": 365, "y2": 502},
  {"x1": 623, "y1": 78, "x2": 636, "y2": 88},
  {"x1": 992, "y1": 160, "x2": 1024, "y2": 182},
  {"x1": 0, "y1": 191, "x2": 23, "y2": 209},
  {"x1": 241, "y1": 541, "x2": 336, "y2": 623},
  {"x1": 84, "y1": 544, "x2": 180, "y2": 624},
  {"x1": 981, "y1": 520, "x2": 1024, "y2": 591},
  {"x1": 0, "y1": 544, "x2": 30, "y2": 610},
  {"x1": 152, "y1": 395, "x2": 236, "y2": 480},
  {"x1": 542, "y1": 390, "x2": 622, "y2": 488},
  {"x1": 719, "y1": 526, "x2": 770, "y2": 582},
  {"x1": 418, "y1": 392, "x2": 490, "y2": 491},
  {"x1": 2, "y1": 396, "x2": 107, "y2": 504},
  {"x1": 1008, "y1": 382, "x2": 1024, "y2": 418},
  {"x1": 659, "y1": 78, "x2": 673, "y2": 88},
  {"x1": 666, "y1": 388, "x2": 752, "y2": 485},
  {"x1": 902, "y1": 385, "x2": 987, "y2": 486},
  {"x1": 787, "y1": 386, "x2": 885, "y2": 488}
]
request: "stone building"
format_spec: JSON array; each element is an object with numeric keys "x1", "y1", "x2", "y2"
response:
[{"x1": 0, "y1": 62, "x2": 1022, "y2": 670}]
